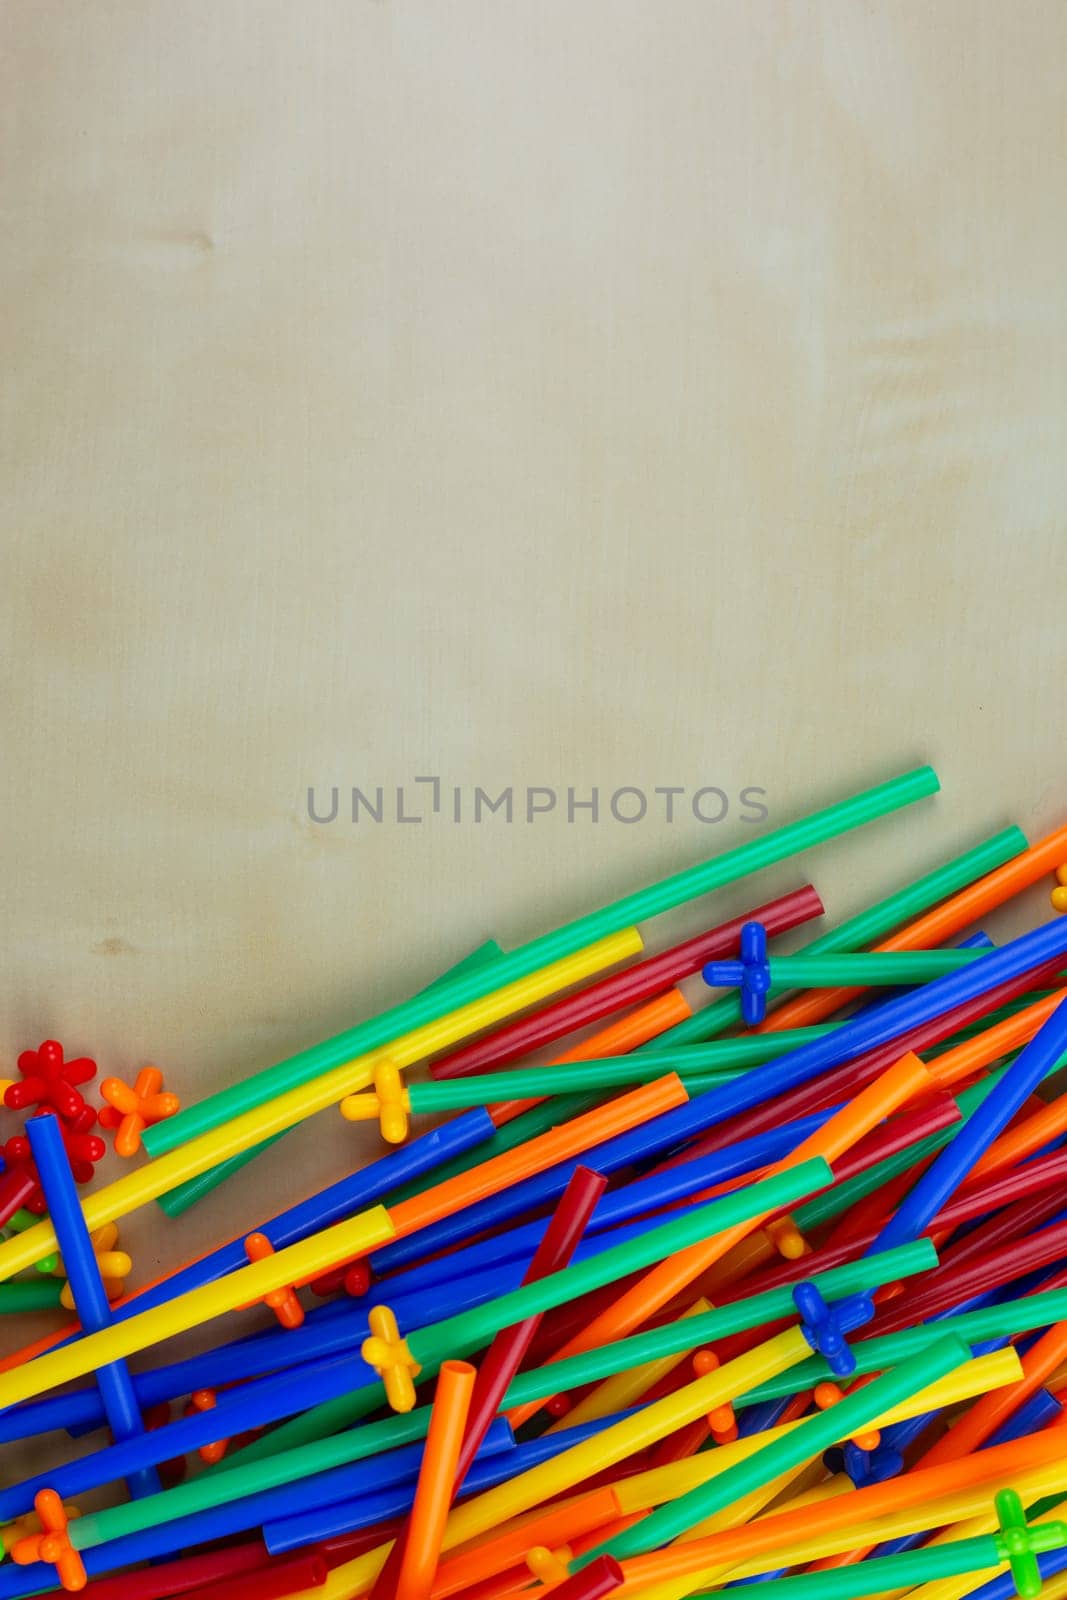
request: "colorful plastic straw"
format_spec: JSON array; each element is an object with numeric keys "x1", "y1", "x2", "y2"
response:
[
  {"x1": 394, "y1": 1361, "x2": 476, "y2": 1600},
  {"x1": 368, "y1": 1166, "x2": 607, "y2": 1600},
  {"x1": 26, "y1": 1113, "x2": 161, "y2": 1502},
  {"x1": 0, "y1": 930, "x2": 645, "y2": 1285},
  {"x1": 143, "y1": 768, "x2": 938, "y2": 1154},
  {"x1": 428, "y1": 888, "x2": 824, "y2": 1080},
  {"x1": 647, "y1": 824, "x2": 1025, "y2": 1048}
]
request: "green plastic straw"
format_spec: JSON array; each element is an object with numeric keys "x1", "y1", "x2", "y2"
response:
[
  {"x1": 405, "y1": 1029, "x2": 839, "y2": 1111},
  {"x1": 0, "y1": 1280, "x2": 64, "y2": 1312},
  {"x1": 647, "y1": 825, "x2": 1026, "y2": 1048},
  {"x1": 739, "y1": 1285, "x2": 1067, "y2": 1404},
  {"x1": 145, "y1": 769, "x2": 939, "y2": 1156},
  {"x1": 694, "y1": 1510, "x2": 1067, "y2": 1600},
  {"x1": 731, "y1": 948, "x2": 987, "y2": 986},
  {"x1": 690, "y1": 1521, "x2": 1067, "y2": 1599},
  {"x1": 156, "y1": 938, "x2": 507, "y2": 1217},
  {"x1": 586, "y1": 1336, "x2": 971, "y2": 1564},
  {"x1": 72, "y1": 1241, "x2": 935, "y2": 1546},
  {"x1": 227, "y1": 1157, "x2": 835, "y2": 1465}
]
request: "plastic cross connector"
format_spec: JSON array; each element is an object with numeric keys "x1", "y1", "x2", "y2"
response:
[
  {"x1": 99, "y1": 1067, "x2": 180, "y2": 1157},
  {"x1": 526, "y1": 1545, "x2": 574, "y2": 1587},
  {"x1": 1, "y1": 1499, "x2": 80, "y2": 1557},
  {"x1": 183, "y1": 1389, "x2": 230, "y2": 1465},
  {"x1": 993, "y1": 1487, "x2": 1067, "y2": 1599},
  {"x1": 5, "y1": 1041, "x2": 96, "y2": 1123},
  {"x1": 815, "y1": 1381, "x2": 902, "y2": 1486},
  {"x1": 361, "y1": 1304, "x2": 422, "y2": 1413},
  {"x1": 309, "y1": 1259, "x2": 372, "y2": 1299},
  {"x1": 702, "y1": 920, "x2": 772, "y2": 1025},
  {"x1": 241, "y1": 1233, "x2": 304, "y2": 1330},
  {"x1": 692, "y1": 1350, "x2": 739, "y2": 1443},
  {"x1": 766, "y1": 1215, "x2": 810, "y2": 1261},
  {"x1": 10, "y1": 1489, "x2": 86, "y2": 1593},
  {"x1": 9, "y1": 1209, "x2": 61, "y2": 1276},
  {"x1": 0, "y1": 1113, "x2": 106, "y2": 1224},
  {"x1": 1052, "y1": 867, "x2": 1067, "y2": 914},
  {"x1": 793, "y1": 1282, "x2": 876, "y2": 1377},
  {"x1": 340, "y1": 1056, "x2": 410, "y2": 1143},
  {"x1": 54, "y1": 1223, "x2": 131, "y2": 1312}
]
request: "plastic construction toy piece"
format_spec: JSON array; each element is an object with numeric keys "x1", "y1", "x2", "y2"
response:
[
  {"x1": 0, "y1": 1114, "x2": 105, "y2": 1229},
  {"x1": 54, "y1": 1224, "x2": 131, "y2": 1312},
  {"x1": 241, "y1": 1234, "x2": 304, "y2": 1330},
  {"x1": 10, "y1": 1489, "x2": 86, "y2": 1592},
  {"x1": 183, "y1": 1389, "x2": 230, "y2": 1465},
  {"x1": 6, "y1": 1042, "x2": 96, "y2": 1123},
  {"x1": 767, "y1": 1215, "x2": 810, "y2": 1261},
  {"x1": 340, "y1": 1056, "x2": 408, "y2": 1143},
  {"x1": 1053, "y1": 867, "x2": 1067, "y2": 914},
  {"x1": 794, "y1": 1282, "x2": 876, "y2": 1377},
  {"x1": 691, "y1": 1351, "x2": 739, "y2": 1443},
  {"x1": 309, "y1": 1259, "x2": 372, "y2": 1299},
  {"x1": 994, "y1": 1487, "x2": 1067, "y2": 1599},
  {"x1": 704, "y1": 920, "x2": 772, "y2": 1024},
  {"x1": 0, "y1": 1500, "x2": 80, "y2": 1557},
  {"x1": 527, "y1": 1544, "x2": 574, "y2": 1586},
  {"x1": 815, "y1": 1384, "x2": 904, "y2": 1487},
  {"x1": 362, "y1": 1304, "x2": 422, "y2": 1413},
  {"x1": 99, "y1": 1068, "x2": 180, "y2": 1158}
]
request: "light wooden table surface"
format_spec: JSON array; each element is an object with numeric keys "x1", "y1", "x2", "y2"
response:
[{"x1": 1, "y1": 2, "x2": 1065, "y2": 1388}]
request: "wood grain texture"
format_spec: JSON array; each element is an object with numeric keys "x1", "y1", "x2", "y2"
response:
[{"x1": 0, "y1": 1, "x2": 1065, "y2": 1369}]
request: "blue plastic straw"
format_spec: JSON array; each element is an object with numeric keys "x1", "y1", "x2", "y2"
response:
[
  {"x1": 260, "y1": 1410, "x2": 636, "y2": 1556},
  {"x1": 370, "y1": 1102, "x2": 834, "y2": 1272},
  {"x1": 45, "y1": 1108, "x2": 496, "y2": 1362},
  {"x1": 371, "y1": 1104, "x2": 832, "y2": 1282},
  {"x1": 27, "y1": 1113, "x2": 161, "y2": 1502},
  {"x1": 871, "y1": 993, "x2": 1067, "y2": 1255},
  {"x1": 0, "y1": 1413, "x2": 630, "y2": 1594}
]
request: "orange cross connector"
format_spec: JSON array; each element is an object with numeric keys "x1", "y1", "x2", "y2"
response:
[
  {"x1": 361, "y1": 1304, "x2": 421, "y2": 1413},
  {"x1": 691, "y1": 1350, "x2": 739, "y2": 1443},
  {"x1": 99, "y1": 1067, "x2": 180, "y2": 1157},
  {"x1": 11, "y1": 1490, "x2": 86, "y2": 1592},
  {"x1": 241, "y1": 1233, "x2": 304, "y2": 1330},
  {"x1": 814, "y1": 1380, "x2": 882, "y2": 1452},
  {"x1": 183, "y1": 1388, "x2": 230, "y2": 1464}
]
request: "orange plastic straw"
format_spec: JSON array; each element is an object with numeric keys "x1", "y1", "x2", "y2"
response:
[
  {"x1": 969, "y1": 1080, "x2": 1067, "y2": 1180},
  {"x1": 756, "y1": 821, "x2": 1067, "y2": 1033},
  {"x1": 921, "y1": 1319, "x2": 1067, "y2": 1468},
  {"x1": 430, "y1": 1489, "x2": 623, "y2": 1598},
  {"x1": 395, "y1": 1360, "x2": 477, "y2": 1600},
  {"x1": 388, "y1": 1075, "x2": 688, "y2": 1241},
  {"x1": 506, "y1": 1051, "x2": 930, "y2": 1427},
  {"x1": 489, "y1": 988, "x2": 692, "y2": 1125},
  {"x1": 923, "y1": 988, "x2": 1067, "y2": 1092},
  {"x1": 610, "y1": 1411, "x2": 1067, "y2": 1589}
]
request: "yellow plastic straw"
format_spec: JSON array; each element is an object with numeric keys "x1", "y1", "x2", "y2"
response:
[
  {"x1": 0, "y1": 928, "x2": 641, "y2": 1281},
  {"x1": 550, "y1": 1299, "x2": 712, "y2": 1433},
  {"x1": 0, "y1": 1205, "x2": 396, "y2": 1409},
  {"x1": 308, "y1": 1347, "x2": 1020, "y2": 1600}
]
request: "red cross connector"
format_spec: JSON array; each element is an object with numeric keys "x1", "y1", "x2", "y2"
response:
[{"x1": 5, "y1": 1042, "x2": 96, "y2": 1123}]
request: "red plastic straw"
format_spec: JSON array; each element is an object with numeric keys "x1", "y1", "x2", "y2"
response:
[
  {"x1": 673, "y1": 958, "x2": 1067, "y2": 1162},
  {"x1": 220, "y1": 1556, "x2": 327, "y2": 1600},
  {"x1": 871, "y1": 1214, "x2": 1067, "y2": 1331},
  {"x1": 429, "y1": 887, "x2": 823, "y2": 1080},
  {"x1": 369, "y1": 1166, "x2": 608, "y2": 1600},
  {"x1": 542, "y1": 1557, "x2": 624, "y2": 1600},
  {"x1": 78, "y1": 1540, "x2": 271, "y2": 1600}
]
